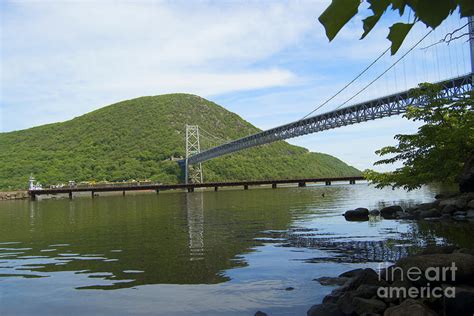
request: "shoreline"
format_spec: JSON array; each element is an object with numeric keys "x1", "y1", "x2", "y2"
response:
[
  {"x1": 0, "y1": 191, "x2": 28, "y2": 201},
  {"x1": 305, "y1": 192, "x2": 474, "y2": 316}
]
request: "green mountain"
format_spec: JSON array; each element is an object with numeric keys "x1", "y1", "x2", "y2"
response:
[{"x1": 0, "y1": 94, "x2": 361, "y2": 189}]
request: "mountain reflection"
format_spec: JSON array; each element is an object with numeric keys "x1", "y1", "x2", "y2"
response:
[{"x1": 0, "y1": 190, "x2": 294, "y2": 290}]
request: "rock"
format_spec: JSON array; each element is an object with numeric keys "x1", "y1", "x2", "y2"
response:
[
  {"x1": 439, "y1": 197, "x2": 469, "y2": 210},
  {"x1": 459, "y1": 154, "x2": 474, "y2": 193},
  {"x1": 352, "y1": 297, "x2": 386, "y2": 315},
  {"x1": 352, "y1": 284, "x2": 380, "y2": 299},
  {"x1": 339, "y1": 268, "x2": 364, "y2": 278},
  {"x1": 395, "y1": 253, "x2": 474, "y2": 285},
  {"x1": 255, "y1": 311, "x2": 267, "y2": 316},
  {"x1": 397, "y1": 213, "x2": 415, "y2": 220},
  {"x1": 380, "y1": 206, "x2": 403, "y2": 219},
  {"x1": 453, "y1": 215, "x2": 467, "y2": 221},
  {"x1": 285, "y1": 287, "x2": 294, "y2": 291},
  {"x1": 344, "y1": 208, "x2": 369, "y2": 221},
  {"x1": 383, "y1": 299, "x2": 437, "y2": 316},
  {"x1": 419, "y1": 209, "x2": 441, "y2": 219},
  {"x1": 417, "y1": 201, "x2": 439, "y2": 210},
  {"x1": 419, "y1": 245, "x2": 458, "y2": 255},
  {"x1": 468, "y1": 200, "x2": 474, "y2": 209},
  {"x1": 466, "y1": 210, "x2": 474, "y2": 218},
  {"x1": 369, "y1": 209, "x2": 380, "y2": 216},
  {"x1": 453, "y1": 211, "x2": 467, "y2": 216},
  {"x1": 307, "y1": 303, "x2": 344, "y2": 316},
  {"x1": 445, "y1": 285, "x2": 474, "y2": 315},
  {"x1": 442, "y1": 204, "x2": 460, "y2": 214},
  {"x1": 314, "y1": 276, "x2": 349, "y2": 286},
  {"x1": 345, "y1": 268, "x2": 387, "y2": 290}
]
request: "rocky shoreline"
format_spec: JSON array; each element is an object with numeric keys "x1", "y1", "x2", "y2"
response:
[
  {"x1": 308, "y1": 245, "x2": 474, "y2": 315},
  {"x1": 0, "y1": 191, "x2": 28, "y2": 201},
  {"x1": 343, "y1": 192, "x2": 474, "y2": 222},
  {"x1": 305, "y1": 192, "x2": 474, "y2": 315}
]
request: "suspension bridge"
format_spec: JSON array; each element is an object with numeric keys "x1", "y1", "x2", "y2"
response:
[
  {"x1": 182, "y1": 16, "x2": 474, "y2": 184},
  {"x1": 29, "y1": 16, "x2": 474, "y2": 199}
]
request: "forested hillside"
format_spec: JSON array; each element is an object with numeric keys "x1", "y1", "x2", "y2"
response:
[{"x1": 0, "y1": 94, "x2": 361, "y2": 189}]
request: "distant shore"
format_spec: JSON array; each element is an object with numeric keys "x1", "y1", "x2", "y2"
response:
[{"x1": 0, "y1": 190, "x2": 28, "y2": 201}]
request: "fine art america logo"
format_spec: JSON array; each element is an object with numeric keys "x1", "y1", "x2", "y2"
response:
[{"x1": 377, "y1": 262, "x2": 457, "y2": 299}]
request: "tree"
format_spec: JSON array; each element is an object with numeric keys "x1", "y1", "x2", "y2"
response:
[
  {"x1": 319, "y1": 0, "x2": 474, "y2": 55},
  {"x1": 364, "y1": 83, "x2": 473, "y2": 191}
]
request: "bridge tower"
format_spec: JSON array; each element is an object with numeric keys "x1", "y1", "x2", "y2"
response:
[{"x1": 185, "y1": 125, "x2": 203, "y2": 184}]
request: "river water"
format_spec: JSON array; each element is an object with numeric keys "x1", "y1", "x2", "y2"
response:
[{"x1": 0, "y1": 183, "x2": 473, "y2": 315}]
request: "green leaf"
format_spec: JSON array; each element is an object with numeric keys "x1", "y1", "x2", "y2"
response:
[
  {"x1": 408, "y1": 0, "x2": 455, "y2": 28},
  {"x1": 318, "y1": 0, "x2": 360, "y2": 41},
  {"x1": 361, "y1": 14, "x2": 382, "y2": 39},
  {"x1": 391, "y1": 0, "x2": 408, "y2": 16},
  {"x1": 387, "y1": 22, "x2": 414, "y2": 55},
  {"x1": 459, "y1": 0, "x2": 474, "y2": 17}
]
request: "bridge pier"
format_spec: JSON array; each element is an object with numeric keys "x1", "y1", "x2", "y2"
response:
[
  {"x1": 272, "y1": 183, "x2": 277, "y2": 189},
  {"x1": 91, "y1": 191, "x2": 95, "y2": 198},
  {"x1": 325, "y1": 181, "x2": 331, "y2": 186},
  {"x1": 298, "y1": 182, "x2": 306, "y2": 187},
  {"x1": 123, "y1": 190, "x2": 126, "y2": 196},
  {"x1": 214, "y1": 186, "x2": 218, "y2": 191},
  {"x1": 69, "y1": 192, "x2": 73, "y2": 199},
  {"x1": 156, "y1": 189, "x2": 160, "y2": 194},
  {"x1": 30, "y1": 193, "x2": 36, "y2": 201},
  {"x1": 187, "y1": 187, "x2": 194, "y2": 193},
  {"x1": 244, "y1": 185, "x2": 249, "y2": 190},
  {"x1": 349, "y1": 180, "x2": 356, "y2": 185}
]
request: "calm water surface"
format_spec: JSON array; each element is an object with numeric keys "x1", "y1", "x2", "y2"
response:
[{"x1": 1, "y1": 183, "x2": 473, "y2": 315}]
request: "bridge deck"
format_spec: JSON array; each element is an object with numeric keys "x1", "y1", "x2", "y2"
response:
[{"x1": 29, "y1": 176, "x2": 365, "y2": 199}]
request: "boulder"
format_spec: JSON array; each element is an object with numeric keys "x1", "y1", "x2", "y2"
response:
[
  {"x1": 395, "y1": 253, "x2": 474, "y2": 285},
  {"x1": 380, "y1": 206, "x2": 403, "y2": 219},
  {"x1": 445, "y1": 285, "x2": 474, "y2": 316},
  {"x1": 307, "y1": 303, "x2": 344, "y2": 316},
  {"x1": 419, "y1": 245, "x2": 458, "y2": 255},
  {"x1": 352, "y1": 284, "x2": 380, "y2": 299},
  {"x1": 397, "y1": 213, "x2": 415, "y2": 220},
  {"x1": 255, "y1": 311, "x2": 267, "y2": 316},
  {"x1": 345, "y1": 268, "x2": 387, "y2": 290},
  {"x1": 314, "y1": 276, "x2": 349, "y2": 286},
  {"x1": 339, "y1": 268, "x2": 364, "y2": 278},
  {"x1": 352, "y1": 297, "x2": 386, "y2": 315},
  {"x1": 417, "y1": 201, "x2": 439, "y2": 210},
  {"x1": 383, "y1": 299, "x2": 437, "y2": 316},
  {"x1": 453, "y1": 214, "x2": 467, "y2": 221},
  {"x1": 369, "y1": 209, "x2": 380, "y2": 216},
  {"x1": 439, "y1": 197, "x2": 469, "y2": 210},
  {"x1": 441, "y1": 204, "x2": 460, "y2": 214},
  {"x1": 344, "y1": 208, "x2": 369, "y2": 221},
  {"x1": 419, "y1": 209, "x2": 441, "y2": 219},
  {"x1": 468, "y1": 200, "x2": 474, "y2": 209}
]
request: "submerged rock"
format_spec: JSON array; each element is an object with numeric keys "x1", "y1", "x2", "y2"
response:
[
  {"x1": 344, "y1": 208, "x2": 369, "y2": 221},
  {"x1": 380, "y1": 205, "x2": 403, "y2": 219},
  {"x1": 369, "y1": 209, "x2": 380, "y2": 216}
]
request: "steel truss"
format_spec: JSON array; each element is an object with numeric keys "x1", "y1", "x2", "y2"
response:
[
  {"x1": 185, "y1": 125, "x2": 203, "y2": 184},
  {"x1": 187, "y1": 74, "x2": 472, "y2": 165}
]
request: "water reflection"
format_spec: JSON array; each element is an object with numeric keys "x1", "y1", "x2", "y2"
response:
[{"x1": 0, "y1": 184, "x2": 473, "y2": 315}]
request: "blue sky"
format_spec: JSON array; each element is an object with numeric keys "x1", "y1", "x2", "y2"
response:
[{"x1": 0, "y1": 1, "x2": 471, "y2": 171}]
